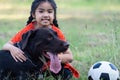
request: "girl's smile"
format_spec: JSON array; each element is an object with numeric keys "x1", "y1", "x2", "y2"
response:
[{"x1": 41, "y1": 18, "x2": 50, "y2": 24}]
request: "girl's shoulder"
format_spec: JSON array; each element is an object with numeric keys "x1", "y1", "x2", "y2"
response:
[
  {"x1": 52, "y1": 25, "x2": 66, "y2": 41},
  {"x1": 24, "y1": 22, "x2": 35, "y2": 30},
  {"x1": 17, "y1": 22, "x2": 35, "y2": 34},
  {"x1": 52, "y1": 25, "x2": 61, "y2": 32},
  {"x1": 10, "y1": 22, "x2": 35, "y2": 43}
]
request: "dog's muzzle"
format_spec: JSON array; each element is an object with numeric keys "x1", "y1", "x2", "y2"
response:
[{"x1": 63, "y1": 42, "x2": 69, "y2": 48}]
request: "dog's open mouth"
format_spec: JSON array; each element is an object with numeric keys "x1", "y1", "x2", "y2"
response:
[{"x1": 47, "y1": 52, "x2": 61, "y2": 74}]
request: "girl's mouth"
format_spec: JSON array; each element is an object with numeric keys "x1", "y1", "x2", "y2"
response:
[
  {"x1": 41, "y1": 19, "x2": 50, "y2": 25},
  {"x1": 41, "y1": 19, "x2": 50, "y2": 21}
]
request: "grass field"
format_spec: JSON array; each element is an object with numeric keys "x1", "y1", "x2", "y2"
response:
[{"x1": 0, "y1": 0, "x2": 120, "y2": 79}]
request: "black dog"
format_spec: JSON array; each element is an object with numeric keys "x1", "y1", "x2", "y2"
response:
[{"x1": 0, "y1": 28, "x2": 69, "y2": 80}]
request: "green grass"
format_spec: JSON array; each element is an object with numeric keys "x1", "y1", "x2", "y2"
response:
[{"x1": 0, "y1": 0, "x2": 120, "y2": 80}]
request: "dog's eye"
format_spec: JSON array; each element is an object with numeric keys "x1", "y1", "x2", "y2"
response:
[{"x1": 48, "y1": 34, "x2": 53, "y2": 40}]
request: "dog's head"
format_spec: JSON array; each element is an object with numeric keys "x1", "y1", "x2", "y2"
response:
[{"x1": 20, "y1": 28, "x2": 69, "y2": 55}]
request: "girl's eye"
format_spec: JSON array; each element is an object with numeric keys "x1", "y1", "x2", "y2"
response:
[
  {"x1": 48, "y1": 10, "x2": 53, "y2": 13},
  {"x1": 39, "y1": 11, "x2": 44, "y2": 13}
]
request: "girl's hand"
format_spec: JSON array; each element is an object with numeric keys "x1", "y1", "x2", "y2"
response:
[
  {"x1": 58, "y1": 48, "x2": 73, "y2": 63},
  {"x1": 9, "y1": 45, "x2": 27, "y2": 62}
]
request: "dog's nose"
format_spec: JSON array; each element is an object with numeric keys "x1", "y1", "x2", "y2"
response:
[{"x1": 63, "y1": 42, "x2": 69, "y2": 48}]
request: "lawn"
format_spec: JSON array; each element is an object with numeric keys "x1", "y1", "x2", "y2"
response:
[{"x1": 0, "y1": 0, "x2": 120, "y2": 79}]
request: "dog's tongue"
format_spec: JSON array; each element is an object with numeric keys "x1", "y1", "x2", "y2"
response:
[{"x1": 47, "y1": 52, "x2": 61, "y2": 74}]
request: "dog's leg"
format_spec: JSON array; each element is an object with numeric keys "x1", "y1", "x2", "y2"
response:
[
  {"x1": 0, "y1": 50, "x2": 13, "y2": 80},
  {"x1": 0, "y1": 50, "x2": 37, "y2": 79},
  {"x1": 15, "y1": 71, "x2": 28, "y2": 80},
  {"x1": 0, "y1": 70, "x2": 5, "y2": 80}
]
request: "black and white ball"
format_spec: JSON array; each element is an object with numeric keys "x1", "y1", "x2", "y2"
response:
[{"x1": 88, "y1": 61, "x2": 120, "y2": 80}]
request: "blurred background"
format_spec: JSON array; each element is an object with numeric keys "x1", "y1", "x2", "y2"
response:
[{"x1": 0, "y1": 0, "x2": 120, "y2": 79}]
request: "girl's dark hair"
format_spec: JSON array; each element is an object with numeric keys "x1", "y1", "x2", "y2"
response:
[{"x1": 26, "y1": 0, "x2": 59, "y2": 28}]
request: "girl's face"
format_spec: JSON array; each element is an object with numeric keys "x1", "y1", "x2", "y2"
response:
[{"x1": 33, "y1": 2, "x2": 54, "y2": 27}]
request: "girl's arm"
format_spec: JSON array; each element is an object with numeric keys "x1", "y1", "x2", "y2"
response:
[
  {"x1": 58, "y1": 48, "x2": 73, "y2": 63},
  {"x1": 2, "y1": 41, "x2": 26, "y2": 62},
  {"x1": 2, "y1": 24, "x2": 33, "y2": 62}
]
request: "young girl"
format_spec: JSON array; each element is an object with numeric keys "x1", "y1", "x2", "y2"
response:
[{"x1": 2, "y1": 0, "x2": 79, "y2": 79}]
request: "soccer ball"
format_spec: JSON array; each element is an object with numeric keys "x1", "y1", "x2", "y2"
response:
[{"x1": 88, "y1": 61, "x2": 120, "y2": 80}]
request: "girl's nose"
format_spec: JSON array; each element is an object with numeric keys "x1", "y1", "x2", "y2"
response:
[{"x1": 43, "y1": 12, "x2": 49, "y2": 17}]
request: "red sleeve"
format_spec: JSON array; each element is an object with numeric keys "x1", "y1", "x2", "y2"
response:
[
  {"x1": 52, "y1": 25, "x2": 66, "y2": 41},
  {"x1": 10, "y1": 22, "x2": 34, "y2": 43}
]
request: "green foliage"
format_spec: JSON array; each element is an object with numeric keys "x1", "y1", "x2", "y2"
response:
[{"x1": 0, "y1": 0, "x2": 120, "y2": 80}]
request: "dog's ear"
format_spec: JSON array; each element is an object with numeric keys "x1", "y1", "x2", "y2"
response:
[{"x1": 21, "y1": 30, "x2": 35, "y2": 50}]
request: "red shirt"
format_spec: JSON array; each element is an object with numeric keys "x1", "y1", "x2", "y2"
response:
[{"x1": 11, "y1": 22, "x2": 66, "y2": 43}]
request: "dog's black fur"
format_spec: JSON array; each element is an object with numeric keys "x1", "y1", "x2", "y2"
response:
[{"x1": 0, "y1": 28, "x2": 69, "y2": 80}]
